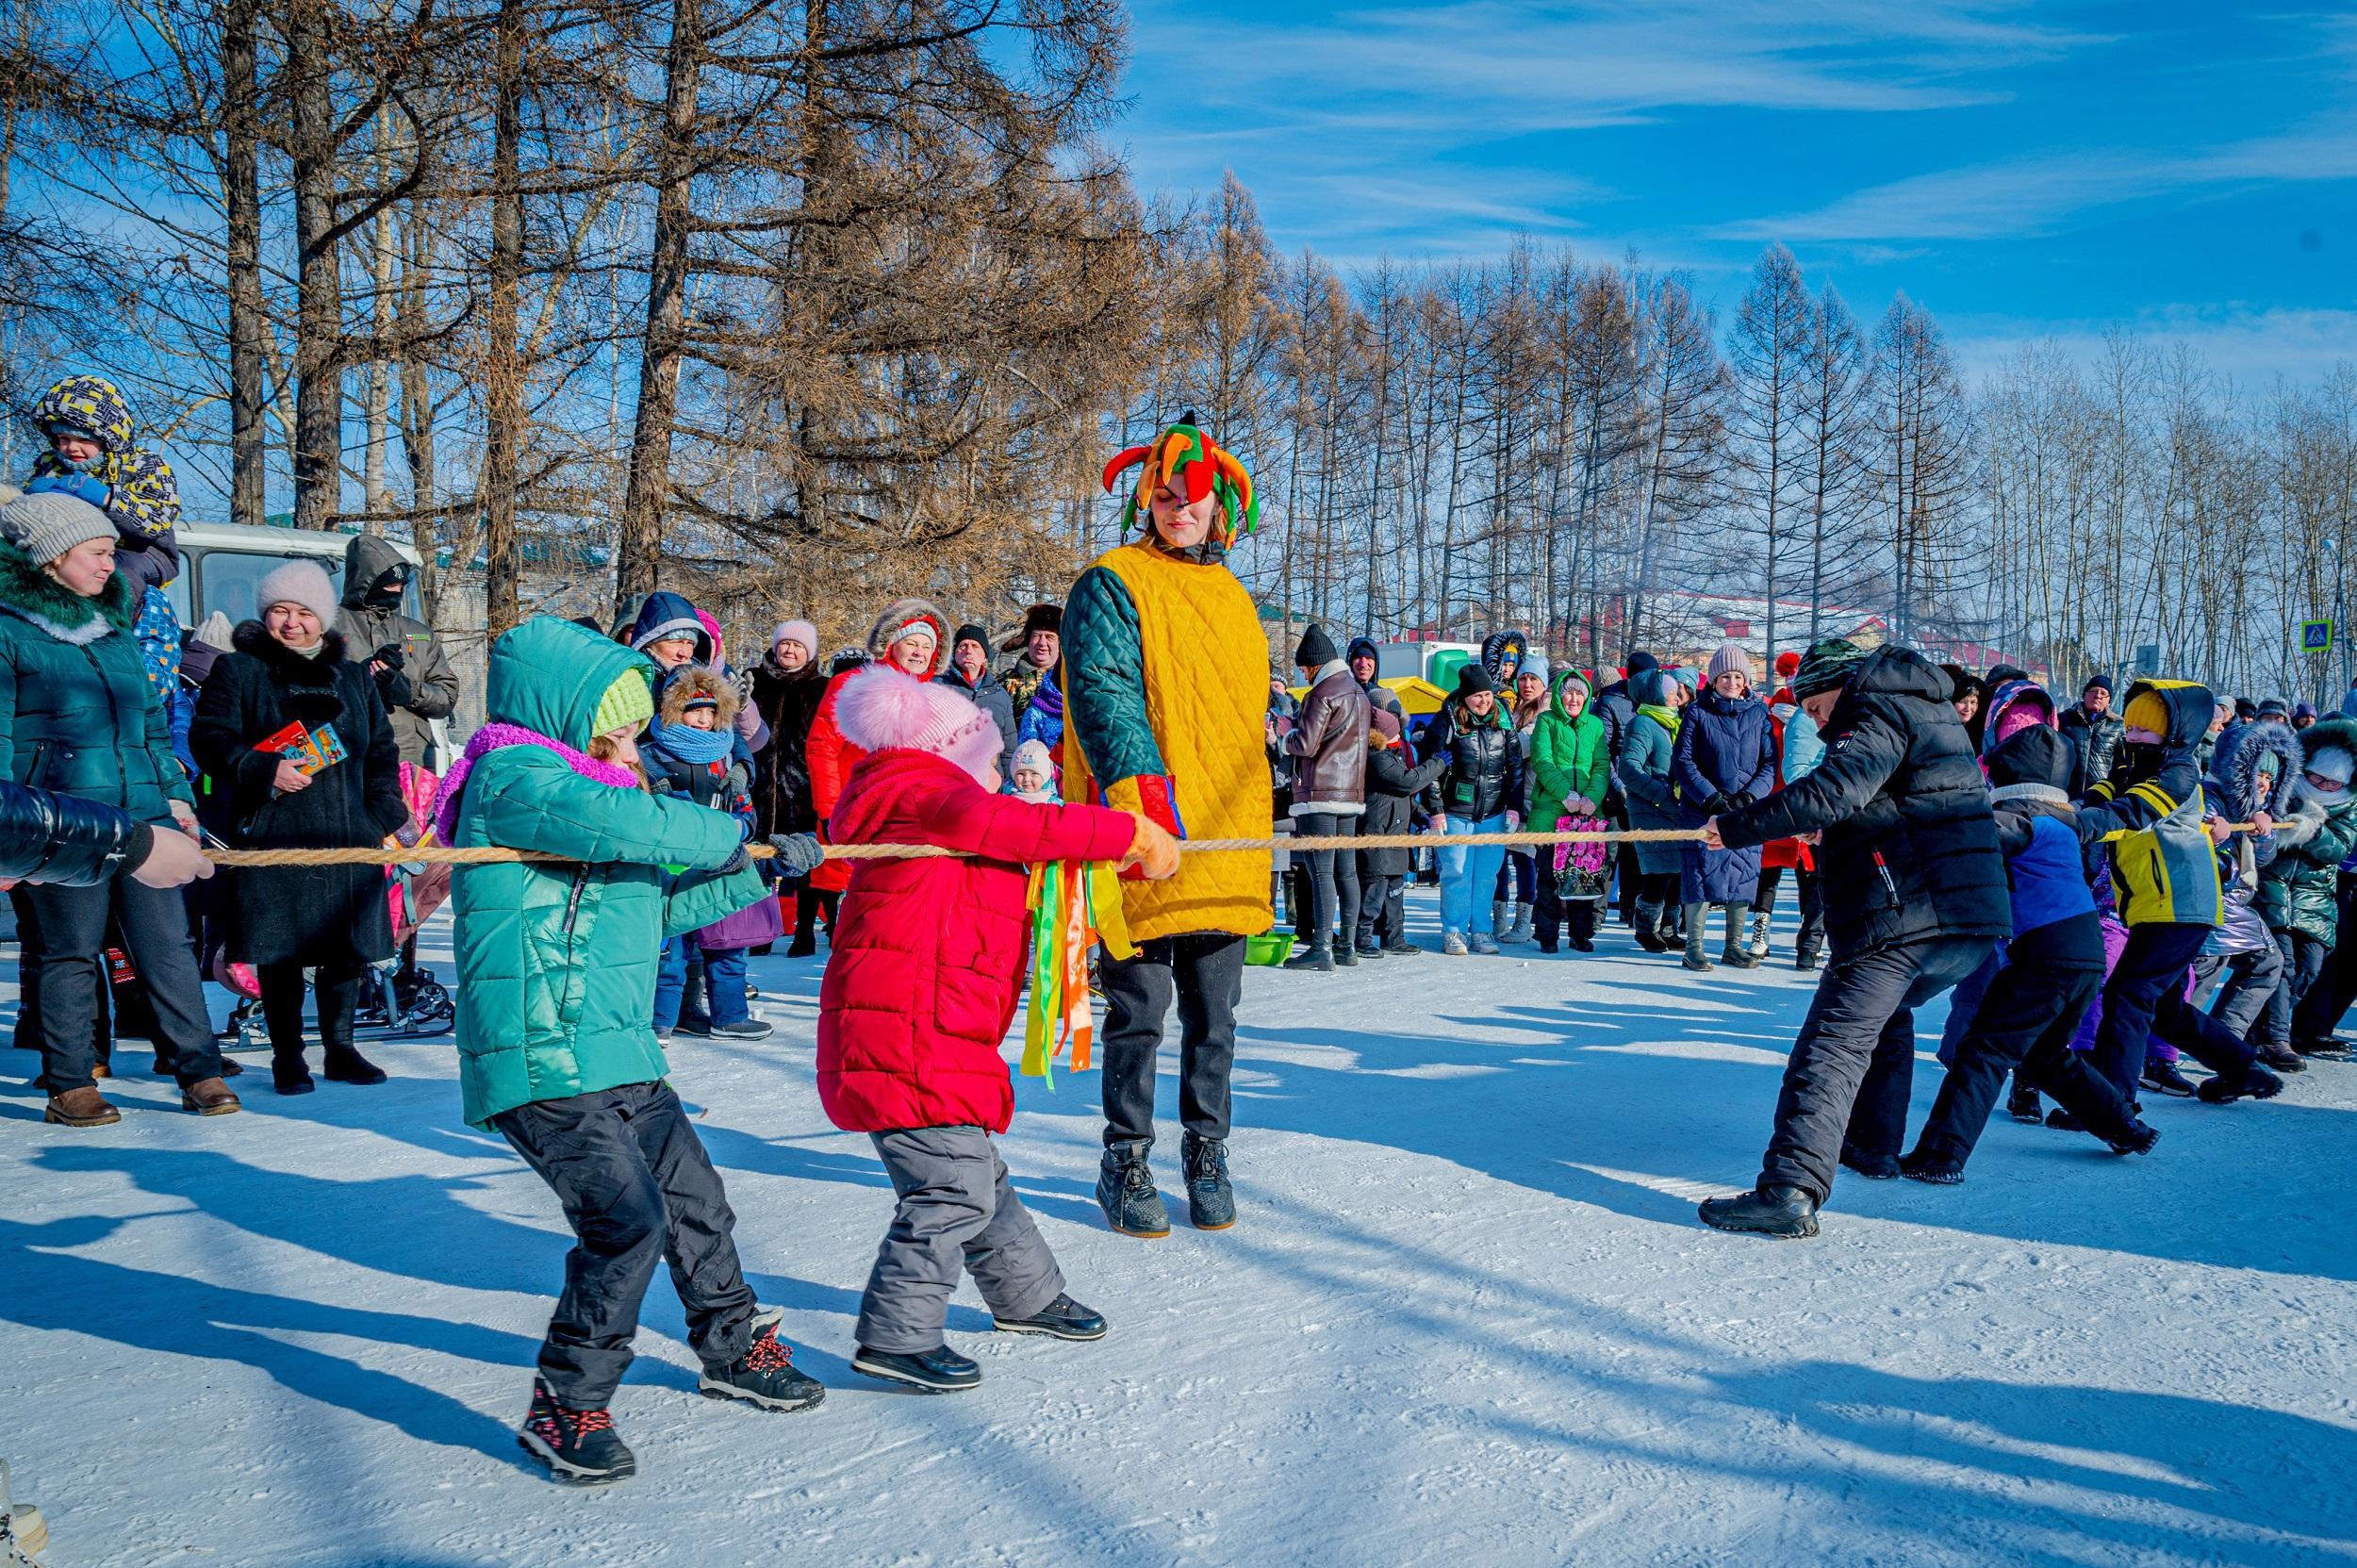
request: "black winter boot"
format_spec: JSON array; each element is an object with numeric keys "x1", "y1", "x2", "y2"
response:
[
  {"x1": 518, "y1": 1378, "x2": 635, "y2": 1486},
  {"x1": 1698, "y1": 1185, "x2": 1820, "y2": 1239},
  {"x1": 1633, "y1": 900, "x2": 1668, "y2": 953},
  {"x1": 2198, "y1": 1062, "x2": 2284, "y2": 1104},
  {"x1": 1096, "y1": 1141, "x2": 1170, "y2": 1238},
  {"x1": 2006, "y1": 1077, "x2": 2045, "y2": 1123},
  {"x1": 1284, "y1": 944, "x2": 1335, "y2": 972},
  {"x1": 1839, "y1": 1147, "x2": 1900, "y2": 1180},
  {"x1": 699, "y1": 1310, "x2": 826, "y2": 1411},
  {"x1": 1181, "y1": 1132, "x2": 1236, "y2": 1230},
  {"x1": 2106, "y1": 1119, "x2": 2162, "y2": 1156},
  {"x1": 1899, "y1": 1149, "x2": 1966, "y2": 1185},
  {"x1": 851, "y1": 1344, "x2": 981, "y2": 1394},
  {"x1": 993, "y1": 1293, "x2": 1109, "y2": 1341},
  {"x1": 2140, "y1": 1059, "x2": 2198, "y2": 1098}
]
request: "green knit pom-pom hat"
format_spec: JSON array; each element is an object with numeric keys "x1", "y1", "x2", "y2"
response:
[{"x1": 591, "y1": 667, "x2": 654, "y2": 737}]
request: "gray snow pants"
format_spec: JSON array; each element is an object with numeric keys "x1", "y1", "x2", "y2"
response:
[
  {"x1": 859, "y1": 1126, "x2": 1064, "y2": 1354},
  {"x1": 494, "y1": 1080, "x2": 758, "y2": 1408}
]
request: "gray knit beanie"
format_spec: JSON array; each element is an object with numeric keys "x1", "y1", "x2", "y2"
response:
[{"x1": 0, "y1": 488, "x2": 116, "y2": 566}]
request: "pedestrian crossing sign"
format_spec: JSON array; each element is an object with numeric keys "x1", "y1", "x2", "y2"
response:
[{"x1": 2302, "y1": 619, "x2": 2334, "y2": 653}]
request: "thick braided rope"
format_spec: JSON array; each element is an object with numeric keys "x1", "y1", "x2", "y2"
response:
[{"x1": 201, "y1": 827, "x2": 1712, "y2": 868}]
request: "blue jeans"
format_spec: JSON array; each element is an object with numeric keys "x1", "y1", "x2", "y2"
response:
[
  {"x1": 655, "y1": 939, "x2": 744, "y2": 1032},
  {"x1": 1439, "y1": 815, "x2": 1507, "y2": 934}
]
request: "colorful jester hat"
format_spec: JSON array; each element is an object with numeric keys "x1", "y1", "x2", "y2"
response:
[{"x1": 1101, "y1": 410, "x2": 1260, "y2": 561}]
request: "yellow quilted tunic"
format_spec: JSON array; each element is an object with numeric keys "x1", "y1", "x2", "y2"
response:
[{"x1": 1060, "y1": 539, "x2": 1275, "y2": 942}]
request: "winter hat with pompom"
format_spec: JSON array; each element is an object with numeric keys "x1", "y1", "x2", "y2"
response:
[
  {"x1": 1774, "y1": 649, "x2": 1802, "y2": 680},
  {"x1": 834, "y1": 666, "x2": 1004, "y2": 787},
  {"x1": 255, "y1": 560, "x2": 339, "y2": 625}
]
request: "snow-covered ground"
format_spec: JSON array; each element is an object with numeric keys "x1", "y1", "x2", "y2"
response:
[{"x1": 5, "y1": 892, "x2": 2355, "y2": 1567}]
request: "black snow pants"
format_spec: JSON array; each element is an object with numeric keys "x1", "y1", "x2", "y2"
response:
[
  {"x1": 2291, "y1": 871, "x2": 2357, "y2": 1046},
  {"x1": 1099, "y1": 933, "x2": 1246, "y2": 1147},
  {"x1": 1758, "y1": 935, "x2": 1993, "y2": 1203},
  {"x1": 493, "y1": 1080, "x2": 758, "y2": 1408},
  {"x1": 2091, "y1": 922, "x2": 2255, "y2": 1098},
  {"x1": 1909, "y1": 955, "x2": 2134, "y2": 1169}
]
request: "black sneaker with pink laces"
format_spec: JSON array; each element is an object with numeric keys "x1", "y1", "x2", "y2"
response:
[
  {"x1": 518, "y1": 1378, "x2": 635, "y2": 1486},
  {"x1": 699, "y1": 1309, "x2": 827, "y2": 1412}
]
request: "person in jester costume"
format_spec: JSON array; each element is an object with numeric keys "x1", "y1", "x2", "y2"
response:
[{"x1": 1063, "y1": 412, "x2": 1275, "y2": 1238}]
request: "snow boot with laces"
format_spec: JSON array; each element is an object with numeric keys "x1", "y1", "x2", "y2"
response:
[
  {"x1": 1503, "y1": 904, "x2": 1534, "y2": 946},
  {"x1": 1681, "y1": 904, "x2": 1713, "y2": 972},
  {"x1": 851, "y1": 1343, "x2": 981, "y2": 1394},
  {"x1": 518, "y1": 1378, "x2": 635, "y2": 1486},
  {"x1": 1096, "y1": 1140, "x2": 1170, "y2": 1238},
  {"x1": 2198, "y1": 1061, "x2": 2284, "y2": 1104},
  {"x1": 699, "y1": 1309, "x2": 826, "y2": 1411},
  {"x1": 1182, "y1": 1132, "x2": 1236, "y2": 1230},
  {"x1": 2140, "y1": 1058, "x2": 2198, "y2": 1098},
  {"x1": 1721, "y1": 905, "x2": 1761, "y2": 969}
]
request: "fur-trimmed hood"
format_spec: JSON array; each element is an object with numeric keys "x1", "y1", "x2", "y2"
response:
[
  {"x1": 0, "y1": 540, "x2": 135, "y2": 644},
  {"x1": 1480, "y1": 628, "x2": 1528, "y2": 683},
  {"x1": 656, "y1": 665, "x2": 740, "y2": 729},
  {"x1": 2207, "y1": 717, "x2": 2300, "y2": 823},
  {"x1": 865, "y1": 596, "x2": 948, "y2": 678}
]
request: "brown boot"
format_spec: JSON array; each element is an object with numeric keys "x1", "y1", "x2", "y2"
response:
[
  {"x1": 44, "y1": 1086, "x2": 122, "y2": 1127},
  {"x1": 91, "y1": 1061, "x2": 112, "y2": 1080},
  {"x1": 181, "y1": 1077, "x2": 243, "y2": 1116}
]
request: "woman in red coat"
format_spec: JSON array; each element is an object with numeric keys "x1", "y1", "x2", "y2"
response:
[
  {"x1": 816, "y1": 665, "x2": 1177, "y2": 1394},
  {"x1": 800, "y1": 596, "x2": 951, "y2": 918}
]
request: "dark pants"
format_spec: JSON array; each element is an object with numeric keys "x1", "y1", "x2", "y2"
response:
[
  {"x1": 1753, "y1": 867, "x2": 1823, "y2": 956},
  {"x1": 257, "y1": 960, "x2": 363, "y2": 1064},
  {"x1": 1492, "y1": 851, "x2": 1536, "y2": 905},
  {"x1": 1099, "y1": 933, "x2": 1246, "y2": 1147},
  {"x1": 1533, "y1": 879, "x2": 1598, "y2": 948},
  {"x1": 791, "y1": 886, "x2": 839, "y2": 944},
  {"x1": 1294, "y1": 814, "x2": 1360, "y2": 954},
  {"x1": 2092, "y1": 923, "x2": 2256, "y2": 1098},
  {"x1": 1911, "y1": 960, "x2": 2131, "y2": 1168},
  {"x1": 2259, "y1": 929, "x2": 2327, "y2": 1052},
  {"x1": 2291, "y1": 873, "x2": 2357, "y2": 1045},
  {"x1": 1757, "y1": 935, "x2": 1993, "y2": 1202},
  {"x1": 2205, "y1": 941, "x2": 2284, "y2": 1040},
  {"x1": 25, "y1": 874, "x2": 223, "y2": 1094},
  {"x1": 1355, "y1": 868, "x2": 1401, "y2": 949},
  {"x1": 492, "y1": 1081, "x2": 757, "y2": 1409},
  {"x1": 1936, "y1": 947, "x2": 2003, "y2": 1065}
]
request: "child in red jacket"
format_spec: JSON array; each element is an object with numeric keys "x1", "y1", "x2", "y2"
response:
[{"x1": 818, "y1": 667, "x2": 1177, "y2": 1392}]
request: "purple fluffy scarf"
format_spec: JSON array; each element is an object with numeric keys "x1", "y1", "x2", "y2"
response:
[{"x1": 432, "y1": 721, "x2": 640, "y2": 846}]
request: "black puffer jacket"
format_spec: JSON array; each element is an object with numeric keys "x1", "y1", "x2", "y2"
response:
[
  {"x1": 1362, "y1": 737, "x2": 1447, "y2": 876},
  {"x1": 1424, "y1": 696, "x2": 1525, "y2": 822},
  {"x1": 0, "y1": 778, "x2": 151, "y2": 885},
  {"x1": 1716, "y1": 644, "x2": 2009, "y2": 960}
]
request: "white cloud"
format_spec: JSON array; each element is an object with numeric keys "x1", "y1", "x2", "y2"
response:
[{"x1": 1951, "y1": 305, "x2": 2357, "y2": 388}]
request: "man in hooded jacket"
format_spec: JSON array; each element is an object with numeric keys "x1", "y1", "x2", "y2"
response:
[
  {"x1": 335, "y1": 534, "x2": 457, "y2": 769},
  {"x1": 1693, "y1": 639, "x2": 2011, "y2": 1238}
]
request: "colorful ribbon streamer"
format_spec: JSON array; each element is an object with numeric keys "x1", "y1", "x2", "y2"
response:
[{"x1": 1020, "y1": 860, "x2": 1134, "y2": 1087}]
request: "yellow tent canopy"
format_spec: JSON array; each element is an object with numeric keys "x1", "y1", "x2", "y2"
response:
[{"x1": 1284, "y1": 675, "x2": 1447, "y2": 717}]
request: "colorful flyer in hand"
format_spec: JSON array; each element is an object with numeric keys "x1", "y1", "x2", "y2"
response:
[{"x1": 254, "y1": 719, "x2": 348, "y2": 775}]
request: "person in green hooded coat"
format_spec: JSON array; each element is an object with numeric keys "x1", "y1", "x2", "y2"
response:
[
  {"x1": 1528, "y1": 668, "x2": 1610, "y2": 953},
  {"x1": 434, "y1": 616, "x2": 830, "y2": 1487}
]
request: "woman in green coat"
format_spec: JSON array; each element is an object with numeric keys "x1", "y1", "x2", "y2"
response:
[
  {"x1": 433, "y1": 616, "x2": 829, "y2": 1485},
  {"x1": 1614, "y1": 667, "x2": 1686, "y2": 953},
  {"x1": 1528, "y1": 668, "x2": 1609, "y2": 952},
  {"x1": 0, "y1": 490, "x2": 235, "y2": 1126}
]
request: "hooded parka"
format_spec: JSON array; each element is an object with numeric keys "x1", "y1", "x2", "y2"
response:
[{"x1": 332, "y1": 533, "x2": 457, "y2": 767}]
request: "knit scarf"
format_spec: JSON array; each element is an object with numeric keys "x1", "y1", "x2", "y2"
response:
[
  {"x1": 1639, "y1": 701, "x2": 1682, "y2": 739},
  {"x1": 431, "y1": 721, "x2": 641, "y2": 845},
  {"x1": 1028, "y1": 676, "x2": 1064, "y2": 723},
  {"x1": 645, "y1": 716, "x2": 736, "y2": 767}
]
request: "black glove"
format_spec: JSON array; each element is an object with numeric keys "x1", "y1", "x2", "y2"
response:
[
  {"x1": 1705, "y1": 794, "x2": 1736, "y2": 817},
  {"x1": 371, "y1": 643, "x2": 406, "y2": 672},
  {"x1": 766, "y1": 833, "x2": 825, "y2": 877},
  {"x1": 374, "y1": 659, "x2": 415, "y2": 709}
]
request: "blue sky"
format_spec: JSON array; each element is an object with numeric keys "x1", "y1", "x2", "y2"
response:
[{"x1": 1108, "y1": 0, "x2": 2357, "y2": 382}]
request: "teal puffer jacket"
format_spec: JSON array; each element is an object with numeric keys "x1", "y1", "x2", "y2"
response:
[
  {"x1": 443, "y1": 617, "x2": 767, "y2": 1127},
  {"x1": 0, "y1": 542, "x2": 190, "y2": 825}
]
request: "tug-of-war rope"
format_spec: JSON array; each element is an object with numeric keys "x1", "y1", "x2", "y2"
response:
[
  {"x1": 197, "y1": 821, "x2": 2263, "y2": 868},
  {"x1": 201, "y1": 827, "x2": 1713, "y2": 868}
]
